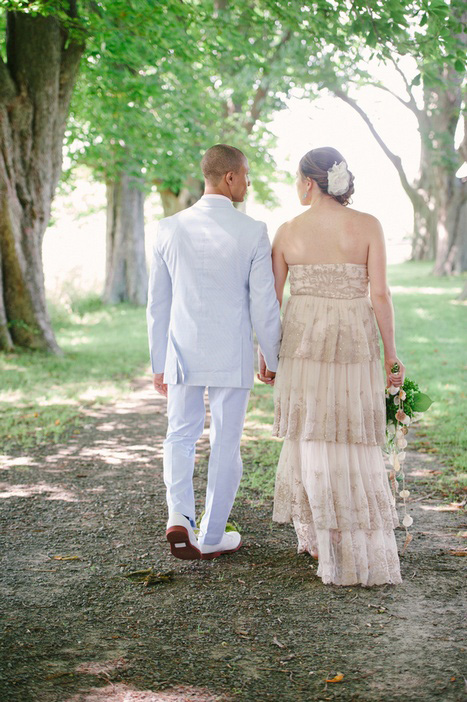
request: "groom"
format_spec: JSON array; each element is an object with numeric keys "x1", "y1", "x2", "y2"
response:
[{"x1": 147, "y1": 144, "x2": 281, "y2": 560}]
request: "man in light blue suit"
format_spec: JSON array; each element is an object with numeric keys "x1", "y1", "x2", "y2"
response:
[{"x1": 147, "y1": 144, "x2": 281, "y2": 560}]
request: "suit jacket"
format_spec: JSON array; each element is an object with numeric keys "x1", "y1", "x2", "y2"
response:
[{"x1": 146, "y1": 194, "x2": 282, "y2": 388}]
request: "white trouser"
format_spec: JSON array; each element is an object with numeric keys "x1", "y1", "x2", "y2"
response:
[{"x1": 163, "y1": 385, "x2": 250, "y2": 545}]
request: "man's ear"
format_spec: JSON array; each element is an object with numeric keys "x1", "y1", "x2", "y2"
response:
[{"x1": 226, "y1": 171, "x2": 234, "y2": 183}]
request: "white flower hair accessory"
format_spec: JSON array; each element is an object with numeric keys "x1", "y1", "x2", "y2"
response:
[{"x1": 327, "y1": 160, "x2": 351, "y2": 196}]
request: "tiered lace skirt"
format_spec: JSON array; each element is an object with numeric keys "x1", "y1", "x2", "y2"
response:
[{"x1": 272, "y1": 294, "x2": 402, "y2": 586}]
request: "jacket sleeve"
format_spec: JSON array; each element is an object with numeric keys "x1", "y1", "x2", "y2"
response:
[
  {"x1": 249, "y1": 224, "x2": 282, "y2": 372},
  {"x1": 146, "y1": 224, "x2": 172, "y2": 373}
]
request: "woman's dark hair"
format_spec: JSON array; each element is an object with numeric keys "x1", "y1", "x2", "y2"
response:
[{"x1": 299, "y1": 147, "x2": 355, "y2": 206}]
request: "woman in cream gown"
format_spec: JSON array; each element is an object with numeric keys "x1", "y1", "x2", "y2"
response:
[{"x1": 266, "y1": 147, "x2": 404, "y2": 587}]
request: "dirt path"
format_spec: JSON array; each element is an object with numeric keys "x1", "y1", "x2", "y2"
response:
[{"x1": 0, "y1": 379, "x2": 465, "y2": 702}]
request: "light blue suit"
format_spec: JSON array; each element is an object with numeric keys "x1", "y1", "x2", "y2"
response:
[
  {"x1": 147, "y1": 194, "x2": 282, "y2": 387},
  {"x1": 146, "y1": 194, "x2": 282, "y2": 546}
]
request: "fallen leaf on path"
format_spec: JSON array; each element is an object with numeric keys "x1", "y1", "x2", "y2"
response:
[
  {"x1": 273, "y1": 636, "x2": 286, "y2": 648},
  {"x1": 326, "y1": 673, "x2": 344, "y2": 683},
  {"x1": 51, "y1": 555, "x2": 81, "y2": 561},
  {"x1": 449, "y1": 549, "x2": 467, "y2": 557},
  {"x1": 123, "y1": 568, "x2": 175, "y2": 586}
]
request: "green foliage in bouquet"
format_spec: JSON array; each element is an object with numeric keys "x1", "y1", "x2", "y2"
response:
[{"x1": 386, "y1": 377, "x2": 433, "y2": 427}]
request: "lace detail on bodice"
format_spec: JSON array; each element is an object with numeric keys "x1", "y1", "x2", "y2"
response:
[{"x1": 289, "y1": 263, "x2": 369, "y2": 299}]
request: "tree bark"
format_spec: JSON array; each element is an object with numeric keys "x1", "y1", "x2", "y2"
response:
[
  {"x1": 458, "y1": 279, "x2": 467, "y2": 301},
  {"x1": 104, "y1": 172, "x2": 148, "y2": 305},
  {"x1": 0, "y1": 10, "x2": 84, "y2": 352},
  {"x1": 157, "y1": 177, "x2": 204, "y2": 217}
]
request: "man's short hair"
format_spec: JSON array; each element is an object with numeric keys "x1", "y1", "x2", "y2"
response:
[{"x1": 201, "y1": 144, "x2": 246, "y2": 184}]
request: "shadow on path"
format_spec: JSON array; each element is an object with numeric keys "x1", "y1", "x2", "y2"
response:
[{"x1": 0, "y1": 378, "x2": 465, "y2": 702}]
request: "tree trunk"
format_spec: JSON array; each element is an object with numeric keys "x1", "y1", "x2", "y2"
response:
[
  {"x1": 458, "y1": 280, "x2": 467, "y2": 301},
  {"x1": 158, "y1": 177, "x2": 204, "y2": 217},
  {"x1": 433, "y1": 189, "x2": 467, "y2": 275},
  {"x1": 103, "y1": 172, "x2": 148, "y2": 305},
  {"x1": 416, "y1": 66, "x2": 465, "y2": 273},
  {"x1": 410, "y1": 205, "x2": 438, "y2": 260},
  {"x1": 0, "y1": 11, "x2": 83, "y2": 352}
]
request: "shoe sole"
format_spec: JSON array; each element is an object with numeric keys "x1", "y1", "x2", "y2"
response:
[
  {"x1": 166, "y1": 526, "x2": 201, "y2": 560},
  {"x1": 200, "y1": 540, "x2": 243, "y2": 560}
]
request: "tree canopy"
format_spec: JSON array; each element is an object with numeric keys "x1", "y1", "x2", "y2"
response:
[{"x1": 0, "y1": 0, "x2": 465, "y2": 352}]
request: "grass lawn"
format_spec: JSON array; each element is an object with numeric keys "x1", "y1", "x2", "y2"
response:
[
  {"x1": 0, "y1": 296, "x2": 149, "y2": 450},
  {"x1": 1, "y1": 262, "x2": 465, "y2": 497}
]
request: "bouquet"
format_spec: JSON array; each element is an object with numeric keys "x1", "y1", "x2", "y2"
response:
[{"x1": 385, "y1": 364, "x2": 433, "y2": 551}]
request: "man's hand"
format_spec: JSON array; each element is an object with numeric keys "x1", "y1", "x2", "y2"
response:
[{"x1": 153, "y1": 373, "x2": 168, "y2": 397}]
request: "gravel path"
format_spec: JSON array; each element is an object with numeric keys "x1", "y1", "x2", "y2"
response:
[{"x1": 0, "y1": 379, "x2": 465, "y2": 702}]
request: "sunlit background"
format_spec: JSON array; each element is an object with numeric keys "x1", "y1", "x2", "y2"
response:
[{"x1": 44, "y1": 69, "x2": 431, "y2": 299}]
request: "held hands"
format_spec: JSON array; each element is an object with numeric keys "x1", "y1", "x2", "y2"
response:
[
  {"x1": 257, "y1": 350, "x2": 276, "y2": 386},
  {"x1": 153, "y1": 373, "x2": 168, "y2": 397},
  {"x1": 385, "y1": 357, "x2": 405, "y2": 388}
]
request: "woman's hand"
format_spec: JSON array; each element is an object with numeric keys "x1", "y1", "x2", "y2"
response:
[
  {"x1": 385, "y1": 357, "x2": 405, "y2": 388},
  {"x1": 257, "y1": 349, "x2": 275, "y2": 385}
]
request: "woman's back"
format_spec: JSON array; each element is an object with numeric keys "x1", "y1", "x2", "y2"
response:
[{"x1": 277, "y1": 202, "x2": 377, "y2": 266}]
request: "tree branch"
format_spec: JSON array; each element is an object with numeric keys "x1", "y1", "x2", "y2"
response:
[
  {"x1": 371, "y1": 81, "x2": 422, "y2": 117},
  {"x1": 386, "y1": 56, "x2": 425, "y2": 119},
  {"x1": 243, "y1": 30, "x2": 292, "y2": 134},
  {"x1": 333, "y1": 88, "x2": 419, "y2": 202},
  {"x1": 389, "y1": 56, "x2": 413, "y2": 97}
]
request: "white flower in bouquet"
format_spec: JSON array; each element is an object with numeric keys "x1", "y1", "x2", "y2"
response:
[
  {"x1": 397, "y1": 436, "x2": 408, "y2": 449},
  {"x1": 388, "y1": 385, "x2": 400, "y2": 395},
  {"x1": 402, "y1": 514, "x2": 413, "y2": 527},
  {"x1": 327, "y1": 161, "x2": 351, "y2": 196}
]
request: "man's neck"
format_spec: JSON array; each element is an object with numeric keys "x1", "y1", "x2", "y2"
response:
[{"x1": 203, "y1": 185, "x2": 232, "y2": 200}]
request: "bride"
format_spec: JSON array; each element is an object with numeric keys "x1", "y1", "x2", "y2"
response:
[{"x1": 263, "y1": 147, "x2": 405, "y2": 587}]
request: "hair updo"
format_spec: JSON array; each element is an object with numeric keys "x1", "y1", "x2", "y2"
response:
[{"x1": 299, "y1": 147, "x2": 355, "y2": 206}]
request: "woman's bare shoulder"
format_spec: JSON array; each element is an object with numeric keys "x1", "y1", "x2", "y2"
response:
[
  {"x1": 275, "y1": 211, "x2": 309, "y2": 236},
  {"x1": 273, "y1": 214, "x2": 302, "y2": 245},
  {"x1": 345, "y1": 207, "x2": 383, "y2": 236}
]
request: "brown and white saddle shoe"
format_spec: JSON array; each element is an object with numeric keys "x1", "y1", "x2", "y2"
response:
[{"x1": 166, "y1": 512, "x2": 201, "y2": 560}]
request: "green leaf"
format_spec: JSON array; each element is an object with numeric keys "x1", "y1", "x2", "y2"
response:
[
  {"x1": 412, "y1": 392, "x2": 433, "y2": 413},
  {"x1": 454, "y1": 59, "x2": 465, "y2": 73}
]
